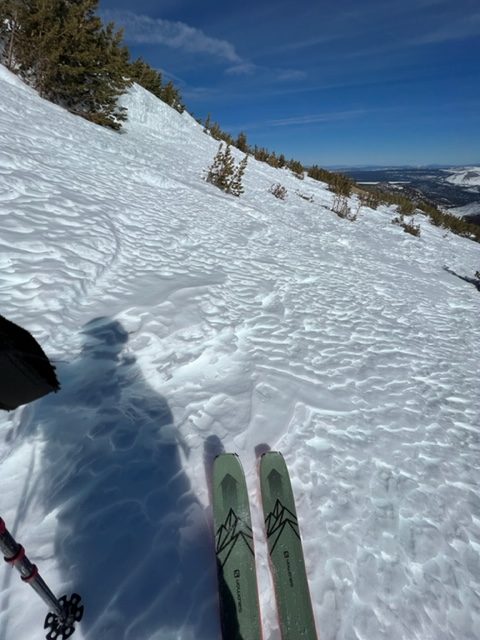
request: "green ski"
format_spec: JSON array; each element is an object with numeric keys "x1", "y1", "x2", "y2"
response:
[
  {"x1": 259, "y1": 451, "x2": 318, "y2": 640},
  {"x1": 212, "y1": 453, "x2": 263, "y2": 640}
]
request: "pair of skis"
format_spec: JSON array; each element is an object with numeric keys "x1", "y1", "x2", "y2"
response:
[{"x1": 212, "y1": 451, "x2": 318, "y2": 640}]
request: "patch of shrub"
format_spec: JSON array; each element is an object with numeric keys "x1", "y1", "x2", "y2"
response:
[
  {"x1": 332, "y1": 194, "x2": 357, "y2": 221},
  {"x1": 308, "y1": 165, "x2": 353, "y2": 196},
  {"x1": 358, "y1": 191, "x2": 381, "y2": 209},
  {"x1": 296, "y1": 191, "x2": 313, "y2": 202},
  {"x1": 392, "y1": 215, "x2": 421, "y2": 237},
  {"x1": 269, "y1": 183, "x2": 287, "y2": 200},
  {"x1": 397, "y1": 198, "x2": 416, "y2": 216},
  {"x1": 419, "y1": 201, "x2": 480, "y2": 242},
  {"x1": 288, "y1": 159, "x2": 305, "y2": 180}
]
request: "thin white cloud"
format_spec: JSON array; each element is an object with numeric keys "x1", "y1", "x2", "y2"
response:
[
  {"x1": 411, "y1": 12, "x2": 480, "y2": 45},
  {"x1": 224, "y1": 63, "x2": 306, "y2": 81},
  {"x1": 225, "y1": 63, "x2": 258, "y2": 76},
  {"x1": 182, "y1": 86, "x2": 221, "y2": 101},
  {"x1": 269, "y1": 110, "x2": 367, "y2": 127},
  {"x1": 262, "y1": 34, "x2": 340, "y2": 56},
  {"x1": 101, "y1": 10, "x2": 242, "y2": 63},
  {"x1": 274, "y1": 69, "x2": 307, "y2": 82}
]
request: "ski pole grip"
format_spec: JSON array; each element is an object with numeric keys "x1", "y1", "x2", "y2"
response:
[{"x1": 0, "y1": 518, "x2": 6, "y2": 535}]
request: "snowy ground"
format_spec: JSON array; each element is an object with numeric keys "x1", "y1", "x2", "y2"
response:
[{"x1": 1, "y1": 64, "x2": 480, "y2": 640}]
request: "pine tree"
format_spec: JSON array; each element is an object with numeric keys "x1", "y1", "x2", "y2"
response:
[
  {"x1": 128, "y1": 57, "x2": 163, "y2": 98},
  {"x1": 219, "y1": 144, "x2": 235, "y2": 191},
  {"x1": 229, "y1": 153, "x2": 248, "y2": 196},
  {"x1": 236, "y1": 131, "x2": 248, "y2": 153},
  {"x1": 205, "y1": 143, "x2": 247, "y2": 196},
  {"x1": 254, "y1": 147, "x2": 269, "y2": 162},
  {"x1": 267, "y1": 152, "x2": 278, "y2": 168},
  {"x1": 3, "y1": 0, "x2": 130, "y2": 129},
  {"x1": 209, "y1": 122, "x2": 222, "y2": 141},
  {"x1": 288, "y1": 159, "x2": 304, "y2": 179},
  {"x1": 206, "y1": 143, "x2": 223, "y2": 184},
  {"x1": 206, "y1": 143, "x2": 230, "y2": 190},
  {"x1": 11, "y1": 0, "x2": 64, "y2": 96},
  {"x1": 0, "y1": 0, "x2": 22, "y2": 70},
  {"x1": 160, "y1": 80, "x2": 184, "y2": 113},
  {"x1": 203, "y1": 113, "x2": 212, "y2": 133},
  {"x1": 80, "y1": 19, "x2": 131, "y2": 129}
]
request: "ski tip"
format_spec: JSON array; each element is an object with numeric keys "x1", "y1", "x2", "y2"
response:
[
  {"x1": 214, "y1": 452, "x2": 239, "y2": 460},
  {"x1": 261, "y1": 450, "x2": 284, "y2": 459}
]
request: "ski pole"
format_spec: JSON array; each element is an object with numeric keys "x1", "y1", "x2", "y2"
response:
[{"x1": 0, "y1": 517, "x2": 84, "y2": 640}]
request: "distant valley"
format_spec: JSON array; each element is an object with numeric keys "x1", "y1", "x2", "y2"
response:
[{"x1": 342, "y1": 166, "x2": 480, "y2": 224}]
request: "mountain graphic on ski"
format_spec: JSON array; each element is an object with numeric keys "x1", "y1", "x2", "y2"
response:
[
  {"x1": 264, "y1": 498, "x2": 300, "y2": 554},
  {"x1": 260, "y1": 451, "x2": 318, "y2": 640},
  {"x1": 212, "y1": 454, "x2": 262, "y2": 640},
  {"x1": 216, "y1": 506, "x2": 255, "y2": 568}
]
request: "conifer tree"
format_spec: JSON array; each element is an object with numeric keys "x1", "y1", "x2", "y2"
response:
[
  {"x1": 236, "y1": 131, "x2": 248, "y2": 153},
  {"x1": 81, "y1": 18, "x2": 130, "y2": 128},
  {"x1": 288, "y1": 159, "x2": 304, "y2": 179},
  {"x1": 2, "y1": 0, "x2": 130, "y2": 129},
  {"x1": 203, "y1": 113, "x2": 212, "y2": 133},
  {"x1": 209, "y1": 122, "x2": 222, "y2": 140},
  {"x1": 219, "y1": 144, "x2": 235, "y2": 191},
  {"x1": 10, "y1": 0, "x2": 63, "y2": 95},
  {"x1": 229, "y1": 154, "x2": 248, "y2": 196},
  {"x1": 205, "y1": 143, "x2": 247, "y2": 196},
  {"x1": 221, "y1": 131, "x2": 235, "y2": 145},
  {"x1": 267, "y1": 152, "x2": 278, "y2": 168},
  {"x1": 160, "y1": 80, "x2": 184, "y2": 113},
  {"x1": 128, "y1": 57, "x2": 163, "y2": 98},
  {"x1": 0, "y1": 0, "x2": 22, "y2": 69},
  {"x1": 206, "y1": 143, "x2": 230, "y2": 190}
]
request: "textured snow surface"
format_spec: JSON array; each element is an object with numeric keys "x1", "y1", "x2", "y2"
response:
[{"x1": 1, "y1": 65, "x2": 480, "y2": 640}]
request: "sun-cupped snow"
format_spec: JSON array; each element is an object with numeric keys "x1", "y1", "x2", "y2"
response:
[{"x1": 1, "y1": 64, "x2": 480, "y2": 640}]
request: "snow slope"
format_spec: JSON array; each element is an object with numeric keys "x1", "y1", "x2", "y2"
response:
[
  {"x1": 1, "y1": 64, "x2": 480, "y2": 640},
  {"x1": 445, "y1": 167, "x2": 480, "y2": 189}
]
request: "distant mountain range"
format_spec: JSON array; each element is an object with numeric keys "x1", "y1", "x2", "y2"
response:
[
  {"x1": 445, "y1": 167, "x2": 480, "y2": 188},
  {"x1": 327, "y1": 164, "x2": 480, "y2": 170},
  {"x1": 340, "y1": 166, "x2": 480, "y2": 224}
]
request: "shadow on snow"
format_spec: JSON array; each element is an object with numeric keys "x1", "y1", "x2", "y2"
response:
[
  {"x1": 17, "y1": 317, "x2": 219, "y2": 640},
  {"x1": 443, "y1": 266, "x2": 480, "y2": 292}
]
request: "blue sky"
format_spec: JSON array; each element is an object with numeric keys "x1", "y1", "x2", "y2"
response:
[{"x1": 100, "y1": 0, "x2": 480, "y2": 167}]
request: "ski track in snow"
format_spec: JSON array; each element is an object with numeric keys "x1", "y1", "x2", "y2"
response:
[{"x1": 1, "y1": 66, "x2": 480, "y2": 640}]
